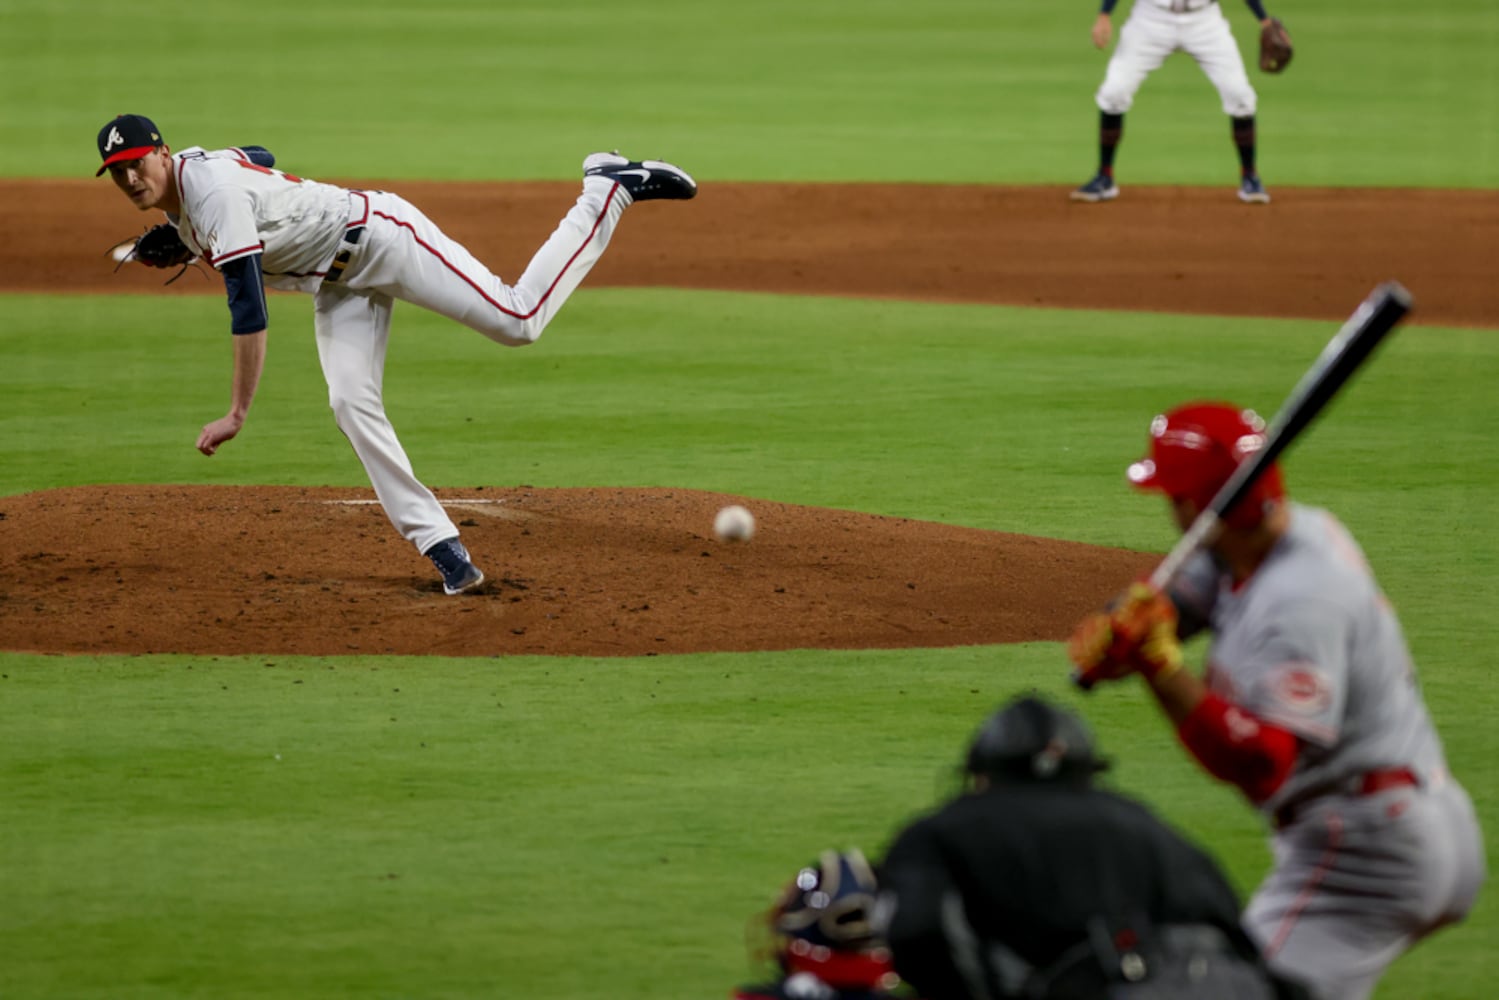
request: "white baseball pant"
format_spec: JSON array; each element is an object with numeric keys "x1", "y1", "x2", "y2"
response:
[
  {"x1": 1096, "y1": 2, "x2": 1257, "y2": 118},
  {"x1": 312, "y1": 179, "x2": 630, "y2": 554}
]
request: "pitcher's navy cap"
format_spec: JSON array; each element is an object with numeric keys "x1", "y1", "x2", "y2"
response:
[{"x1": 96, "y1": 114, "x2": 165, "y2": 176}]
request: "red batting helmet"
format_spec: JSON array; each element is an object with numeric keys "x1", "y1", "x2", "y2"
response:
[{"x1": 1126, "y1": 401, "x2": 1286, "y2": 529}]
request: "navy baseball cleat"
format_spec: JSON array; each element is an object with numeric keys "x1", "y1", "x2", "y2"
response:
[
  {"x1": 424, "y1": 537, "x2": 485, "y2": 595},
  {"x1": 1238, "y1": 173, "x2": 1271, "y2": 204},
  {"x1": 583, "y1": 151, "x2": 697, "y2": 202},
  {"x1": 1070, "y1": 172, "x2": 1119, "y2": 203}
]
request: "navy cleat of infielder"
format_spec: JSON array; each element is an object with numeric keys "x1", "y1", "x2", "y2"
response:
[
  {"x1": 1070, "y1": 172, "x2": 1119, "y2": 203},
  {"x1": 424, "y1": 537, "x2": 485, "y2": 595},
  {"x1": 1238, "y1": 173, "x2": 1271, "y2": 204},
  {"x1": 583, "y1": 151, "x2": 697, "y2": 202}
]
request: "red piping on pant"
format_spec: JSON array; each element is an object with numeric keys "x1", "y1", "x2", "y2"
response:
[
  {"x1": 370, "y1": 182, "x2": 621, "y2": 321},
  {"x1": 1264, "y1": 811, "x2": 1343, "y2": 958}
]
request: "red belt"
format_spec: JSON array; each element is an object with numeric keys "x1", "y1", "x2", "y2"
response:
[
  {"x1": 1274, "y1": 767, "x2": 1419, "y2": 828},
  {"x1": 1357, "y1": 767, "x2": 1419, "y2": 795}
]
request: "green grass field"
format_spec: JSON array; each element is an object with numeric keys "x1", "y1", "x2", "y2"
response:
[
  {"x1": 6, "y1": 1, "x2": 1498, "y2": 186},
  {"x1": 2, "y1": 2, "x2": 1496, "y2": 998}
]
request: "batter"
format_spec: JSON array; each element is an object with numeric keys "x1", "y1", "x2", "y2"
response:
[
  {"x1": 1072, "y1": 0, "x2": 1279, "y2": 203},
  {"x1": 1068, "y1": 401, "x2": 1485, "y2": 1000},
  {"x1": 96, "y1": 114, "x2": 696, "y2": 595}
]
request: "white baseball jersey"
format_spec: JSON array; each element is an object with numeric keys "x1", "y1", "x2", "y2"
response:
[
  {"x1": 1170, "y1": 504, "x2": 1485, "y2": 999},
  {"x1": 168, "y1": 147, "x2": 349, "y2": 293},
  {"x1": 1096, "y1": 1, "x2": 1257, "y2": 117},
  {"x1": 165, "y1": 146, "x2": 632, "y2": 555}
]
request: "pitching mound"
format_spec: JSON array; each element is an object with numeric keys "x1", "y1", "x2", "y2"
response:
[{"x1": 0, "y1": 485, "x2": 1156, "y2": 658}]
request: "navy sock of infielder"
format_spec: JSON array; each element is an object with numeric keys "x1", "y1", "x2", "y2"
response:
[
  {"x1": 1232, "y1": 116, "x2": 1257, "y2": 176},
  {"x1": 1099, "y1": 112, "x2": 1124, "y2": 176}
]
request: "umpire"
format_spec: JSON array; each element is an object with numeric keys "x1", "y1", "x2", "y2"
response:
[{"x1": 876, "y1": 694, "x2": 1309, "y2": 1000}]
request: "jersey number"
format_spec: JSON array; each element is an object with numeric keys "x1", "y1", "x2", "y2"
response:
[{"x1": 235, "y1": 161, "x2": 304, "y2": 184}]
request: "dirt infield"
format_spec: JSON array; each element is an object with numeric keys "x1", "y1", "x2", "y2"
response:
[
  {"x1": 7, "y1": 178, "x2": 1497, "y2": 325},
  {"x1": 1, "y1": 178, "x2": 1492, "y2": 657}
]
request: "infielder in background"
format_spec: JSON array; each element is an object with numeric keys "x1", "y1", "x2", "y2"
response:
[
  {"x1": 96, "y1": 114, "x2": 695, "y2": 595},
  {"x1": 1067, "y1": 401, "x2": 1485, "y2": 1000},
  {"x1": 1071, "y1": 0, "x2": 1279, "y2": 204}
]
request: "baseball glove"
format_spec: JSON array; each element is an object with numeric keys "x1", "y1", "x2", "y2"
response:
[
  {"x1": 1258, "y1": 17, "x2": 1293, "y2": 73},
  {"x1": 107, "y1": 223, "x2": 203, "y2": 285},
  {"x1": 133, "y1": 223, "x2": 193, "y2": 268}
]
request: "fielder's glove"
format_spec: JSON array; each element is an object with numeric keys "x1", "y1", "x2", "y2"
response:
[
  {"x1": 1068, "y1": 582, "x2": 1183, "y2": 688},
  {"x1": 1259, "y1": 17, "x2": 1293, "y2": 73},
  {"x1": 107, "y1": 223, "x2": 202, "y2": 285},
  {"x1": 133, "y1": 223, "x2": 194, "y2": 268}
]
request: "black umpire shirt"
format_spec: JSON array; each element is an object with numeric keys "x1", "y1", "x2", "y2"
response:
[{"x1": 879, "y1": 779, "x2": 1262, "y2": 1000}]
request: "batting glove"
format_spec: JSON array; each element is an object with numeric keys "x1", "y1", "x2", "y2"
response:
[{"x1": 1068, "y1": 583, "x2": 1183, "y2": 686}]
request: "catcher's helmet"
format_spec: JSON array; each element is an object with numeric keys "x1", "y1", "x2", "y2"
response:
[
  {"x1": 1125, "y1": 401, "x2": 1285, "y2": 530},
  {"x1": 966, "y1": 695, "x2": 1110, "y2": 783},
  {"x1": 768, "y1": 848, "x2": 898, "y2": 991}
]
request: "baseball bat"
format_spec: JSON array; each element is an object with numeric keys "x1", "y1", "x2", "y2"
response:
[{"x1": 1075, "y1": 280, "x2": 1414, "y2": 690}]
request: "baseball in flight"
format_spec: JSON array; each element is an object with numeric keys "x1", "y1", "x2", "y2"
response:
[{"x1": 713, "y1": 504, "x2": 755, "y2": 541}]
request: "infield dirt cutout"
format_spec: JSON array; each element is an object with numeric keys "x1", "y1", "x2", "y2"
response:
[{"x1": 2, "y1": 179, "x2": 1494, "y2": 657}]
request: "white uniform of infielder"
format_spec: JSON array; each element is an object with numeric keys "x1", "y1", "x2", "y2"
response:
[
  {"x1": 1071, "y1": 0, "x2": 1276, "y2": 204},
  {"x1": 1068, "y1": 401, "x2": 1485, "y2": 1000},
  {"x1": 97, "y1": 114, "x2": 696, "y2": 595}
]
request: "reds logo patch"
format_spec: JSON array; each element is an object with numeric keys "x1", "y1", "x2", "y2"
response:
[{"x1": 1272, "y1": 665, "x2": 1332, "y2": 714}]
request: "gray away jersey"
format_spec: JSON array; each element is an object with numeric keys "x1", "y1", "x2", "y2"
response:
[{"x1": 1171, "y1": 503, "x2": 1449, "y2": 818}]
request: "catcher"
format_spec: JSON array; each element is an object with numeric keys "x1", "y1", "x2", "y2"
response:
[
  {"x1": 97, "y1": 113, "x2": 695, "y2": 596},
  {"x1": 734, "y1": 849, "x2": 904, "y2": 1000}
]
